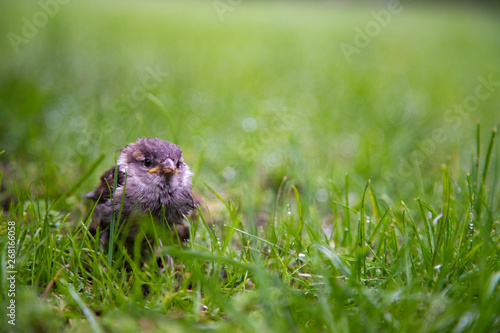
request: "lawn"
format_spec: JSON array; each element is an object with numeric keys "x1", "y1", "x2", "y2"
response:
[{"x1": 1, "y1": 0, "x2": 500, "y2": 332}]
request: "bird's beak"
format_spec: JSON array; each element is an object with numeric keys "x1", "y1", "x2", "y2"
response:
[{"x1": 149, "y1": 158, "x2": 178, "y2": 175}]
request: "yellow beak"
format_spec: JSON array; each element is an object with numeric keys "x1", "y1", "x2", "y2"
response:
[{"x1": 149, "y1": 166, "x2": 178, "y2": 174}]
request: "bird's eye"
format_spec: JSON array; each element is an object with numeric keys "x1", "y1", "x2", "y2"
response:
[
  {"x1": 144, "y1": 159, "x2": 152, "y2": 167},
  {"x1": 176, "y1": 160, "x2": 181, "y2": 169}
]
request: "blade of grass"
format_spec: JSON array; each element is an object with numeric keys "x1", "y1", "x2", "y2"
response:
[
  {"x1": 292, "y1": 185, "x2": 304, "y2": 245},
  {"x1": 344, "y1": 173, "x2": 351, "y2": 246},
  {"x1": 108, "y1": 155, "x2": 119, "y2": 266},
  {"x1": 204, "y1": 182, "x2": 241, "y2": 253},
  {"x1": 274, "y1": 176, "x2": 288, "y2": 228},
  {"x1": 368, "y1": 207, "x2": 391, "y2": 245},
  {"x1": 432, "y1": 165, "x2": 451, "y2": 268},
  {"x1": 198, "y1": 203, "x2": 221, "y2": 253},
  {"x1": 401, "y1": 201, "x2": 431, "y2": 270},
  {"x1": 481, "y1": 125, "x2": 497, "y2": 188},
  {"x1": 368, "y1": 185, "x2": 381, "y2": 226},
  {"x1": 229, "y1": 226, "x2": 290, "y2": 255},
  {"x1": 401, "y1": 208, "x2": 412, "y2": 286},
  {"x1": 366, "y1": 244, "x2": 398, "y2": 287},
  {"x1": 357, "y1": 179, "x2": 370, "y2": 281},
  {"x1": 60, "y1": 279, "x2": 103, "y2": 333},
  {"x1": 314, "y1": 243, "x2": 351, "y2": 277},
  {"x1": 417, "y1": 198, "x2": 435, "y2": 255}
]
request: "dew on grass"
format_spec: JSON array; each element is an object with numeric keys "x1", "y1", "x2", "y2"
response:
[{"x1": 344, "y1": 227, "x2": 349, "y2": 232}]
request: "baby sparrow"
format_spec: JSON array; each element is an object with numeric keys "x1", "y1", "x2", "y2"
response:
[{"x1": 86, "y1": 137, "x2": 195, "y2": 242}]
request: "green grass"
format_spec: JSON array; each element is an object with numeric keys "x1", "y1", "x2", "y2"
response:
[{"x1": 1, "y1": 0, "x2": 500, "y2": 332}]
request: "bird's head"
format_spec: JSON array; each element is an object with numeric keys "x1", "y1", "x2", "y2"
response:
[{"x1": 117, "y1": 137, "x2": 192, "y2": 190}]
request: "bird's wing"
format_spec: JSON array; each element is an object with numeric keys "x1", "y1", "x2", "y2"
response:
[
  {"x1": 188, "y1": 191, "x2": 198, "y2": 210},
  {"x1": 86, "y1": 166, "x2": 126, "y2": 203}
]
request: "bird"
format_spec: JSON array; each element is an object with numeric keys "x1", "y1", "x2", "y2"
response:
[{"x1": 86, "y1": 137, "x2": 195, "y2": 245}]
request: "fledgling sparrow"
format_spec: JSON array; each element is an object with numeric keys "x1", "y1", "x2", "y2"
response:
[{"x1": 86, "y1": 137, "x2": 195, "y2": 242}]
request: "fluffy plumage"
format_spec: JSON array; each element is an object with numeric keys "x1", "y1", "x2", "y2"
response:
[{"x1": 86, "y1": 137, "x2": 195, "y2": 241}]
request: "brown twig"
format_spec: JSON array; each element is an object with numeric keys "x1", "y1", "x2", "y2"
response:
[{"x1": 43, "y1": 264, "x2": 70, "y2": 296}]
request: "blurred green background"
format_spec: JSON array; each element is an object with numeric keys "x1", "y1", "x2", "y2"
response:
[{"x1": 0, "y1": 0, "x2": 499, "y2": 212}]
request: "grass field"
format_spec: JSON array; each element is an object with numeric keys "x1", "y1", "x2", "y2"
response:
[{"x1": 1, "y1": 0, "x2": 500, "y2": 332}]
